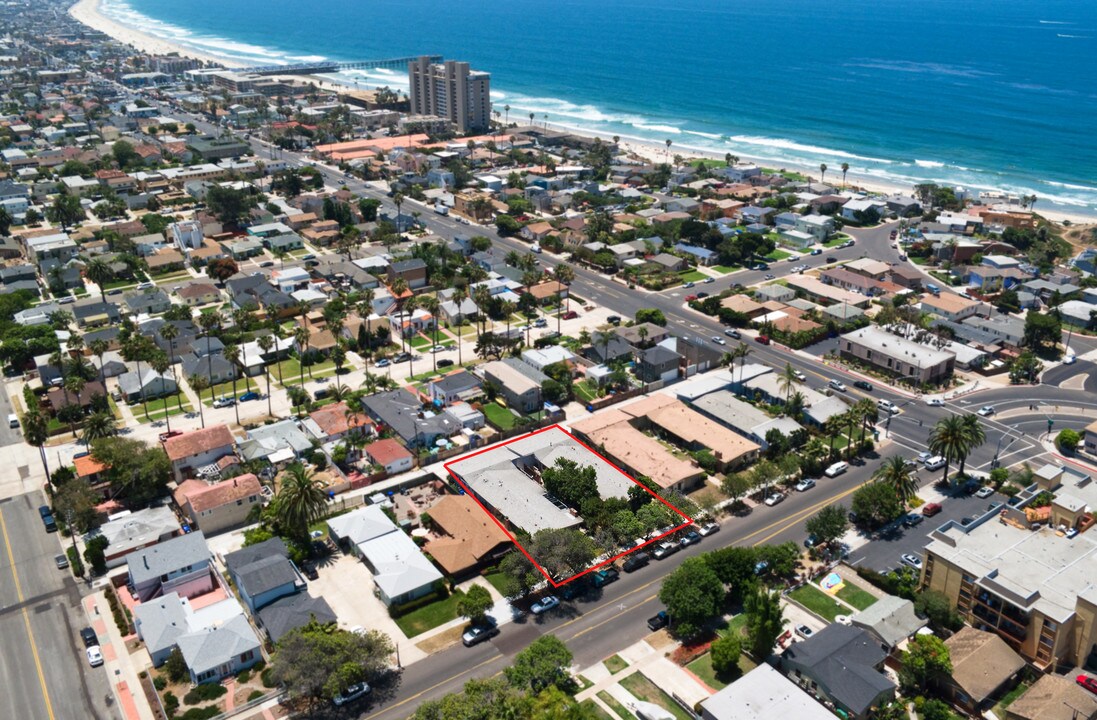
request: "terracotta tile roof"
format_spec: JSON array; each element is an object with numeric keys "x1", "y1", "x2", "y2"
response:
[
  {"x1": 308, "y1": 401, "x2": 372, "y2": 438},
  {"x1": 176, "y1": 282, "x2": 218, "y2": 299},
  {"x1": 363, "y1": 438, "x2": 412, "y2": 467},
  {"x1": 163, "y1": 425, "x2": 235, "y2": 462},
  {"x1": 74, "y1": 454, "x2": 108, "y2": 479},
  {"x1": 175, "y1": 473, "x2": 262, "y2": 514}
]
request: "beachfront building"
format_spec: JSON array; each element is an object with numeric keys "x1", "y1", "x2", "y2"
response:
[{"x1": 408, "y1": 56, "x2": 491, "y2": 133}]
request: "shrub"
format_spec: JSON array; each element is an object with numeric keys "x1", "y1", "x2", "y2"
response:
[
  {"x1": 183, "y1": 683, "x2": 226, "y2": 705},
  {"x1": 999, "y1": 483, "x2": 1021, "y2": 497},
  {"x1": 1056, "y1": 428, "x2": 1080, "y2": 452},
  {"x1": 153, "y1": 675, "x2": 167, "y2": 691},
  {"x1": 247, "y1": 690, "x2": 265, "y2": 702},
  {"x1": 162, "y1": 691, "x2": 179, "y2": 718},
  {"x1": 179, "y1": 707, "x2": 220, "y2": 720},
  {"x1": 104, "y1": 585, "x2": 131, "y2": 635},
  {"x1": 260, "y1": 667, "x2": 276, "y2": 688},
  {"x1": 710, "y1": 634, "x2": 742, "y2": 679},
  {"x1": 164, "y1": 648, "x2": 189, "y2": 684},
  {"x1": 236, "y1": 669, "x2": 251, "y2": 683},
  {"x1": 66, "y1": 546, "x2": 85, "y2": 577}
]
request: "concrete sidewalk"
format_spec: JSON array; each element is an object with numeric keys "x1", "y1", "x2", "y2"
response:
[
  {"x1": 576, "y1": 638, "x2": 713, "y2": 718},
  {"x1": 84, "y1": 587, "x2": 157, "y2": 720}
]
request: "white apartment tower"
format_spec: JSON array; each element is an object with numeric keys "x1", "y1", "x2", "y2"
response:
[{"x1": 408, "y1": 56, "x2": 491, "y2": 134}]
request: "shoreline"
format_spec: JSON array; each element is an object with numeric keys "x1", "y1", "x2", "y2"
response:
[{"x1": 68, "y1": 0, "x2": 1096, "y2": 227}]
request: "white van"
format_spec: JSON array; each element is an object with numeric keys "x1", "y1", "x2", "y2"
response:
[
  {"x1": 824, "y1": 461, "x2": 849, "y2": 477},
  {"x1": 877, "y1": 399, "x2": 898, "y2": 414},
  {"x1": 923, "y1": 456, "x2": 946, "y2": 471},
  {"x1": 7, "y1": 413, "x2": 18, "y2": 428}
]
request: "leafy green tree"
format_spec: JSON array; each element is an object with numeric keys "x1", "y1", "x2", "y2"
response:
[
  {"x1": 710, "y1": 633, "x2": 742, "y2": 679},
  {"x1": 658, "y1": 557, "x2": 725, "y2": 638},
  {"x1": 205, "y1": 184, "x2": 256, "y2": 225},
  {"x1": 1057, "y1": 428, "x2": 1081, "y2": 452},
  {"x1": 83, "y1": 535, "x2": 109, "y2": 575},
  {"x1": 530, "y1": 528, "x2": 598, "y2": 580},
  {"x1": 1022, "y1": 311, "x2": 1061, "y2": 355},
  {"x1": 541, "y1": 458, "x2": 599, "y2": 509},
  {"x1": 90, "y1": 437, "x2": 172, "y2": 507},
  {"x1": 112, "y1": 140, "x2": 140, "y2": 168},
  {"x1": 52, "y1": 476, "x2": 100, "y2": 533},
  {"x1": 804, "y1": 504, "x2": 849, "y2": 548},
  {"x1": 46, "y1": 193, "x2": 85, "y2": 231},
  {"x1": 496, "y1": 550, "x2": 539, "y2": 598},
  {"x1": 0, "y1": 206, "x2": 11, "y2": 237},
  {"x1": 505, "y1": 635, "x2": 573, "y2": 692},
  {"x1": 743, "y1": 583, "x2": 786, "y2": 659},
  {"x1": 456, "y1": 585, "x2": 494, "y2": 623},
  {"x1": 164, "y1": 647, "x2": 189, "y2": 683},
  {"x1": 898, "y1": 634, "x2": 952, "y2": 693},
  {"x1": 271, "y1": 620, "x2": 394, "y2": 708},
  {"x1": 268, "y1": 463, "x2": 329, "y2": 542},
  {"x1": 851, "y1": 482, "x2": 904, "y2": 529},
  {"x1": 634, "y1": 308, "x2": 666, "y2": 326},
  {"x1": 915, "y1": 590, "x2": 964, "y2": 633},
  {"x1": 873, "y1": 455, "x2": 919, "y2": 504}
]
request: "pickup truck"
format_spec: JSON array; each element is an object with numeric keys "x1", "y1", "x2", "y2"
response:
[{"x1": 647, "y1": 611, "x2": 669, "y2": 631}]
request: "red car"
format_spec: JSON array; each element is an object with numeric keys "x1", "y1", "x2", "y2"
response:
[
  {"x1": 755, "y1": 335, "x2": 771, "y2": 345},
  {"x1": 562, "y1": 311, "x2": 579, "y2": 320},
  {"x1": 922, "y1": 502, "x2": 943, "y2": 517},
  {"x1": 684, "y1": 294, "x2": 698, "y2": 302},
  {"x1": 1079, "y1": 675, "x2": 1097, "y2": 696}
]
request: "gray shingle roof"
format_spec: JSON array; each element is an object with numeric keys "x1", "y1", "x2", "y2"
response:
[
  {"x1": 257, "y1": 593, "x2": 337, "y2": 642},
  {"x1": 176, "y1": 613, "x2": 260, "y2": 676},
  {"x1": 128, "y1": 531, "x2": 210, "y2": 588},
  {"x1": 781, "y1": 624, "x2": 894, "y2": 716}
]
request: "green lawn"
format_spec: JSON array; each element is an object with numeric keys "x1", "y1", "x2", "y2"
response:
[
  {"x1": 712, "y1": 264, "x2": 739, "y2": 274},
  {"x1": 483, "y1": 403, "x2": 516, "y2": 430},
  {"x1": 101, "y1": 277, "x2": 138, "y2": 291},
  {"x1": 687, "y1": 652, "x2": 757, "y2": 691},
  {"x1": 677, "y1": 270, "x2": 707, "y2": 283},
  {"x1": 911, "y1": 256, "x2": 930, "y2": 265},
  {"x1": 273, "y1": 358, "x2": 337, "y2": 383},
  {"x1": 409, "y1": 335, "x2": 432, "y2": 349},
  {"x1": 764, "y1": 249, "x2": 792, "y2": 261},
  {"x1": 789, "y1": 584, "x2": 847, "y2": 622},
  {"x1": 575, "y1": 379, "x2": 600, "y2": 404},
  {"x1": 596, "y1": 691, "x2": 633, "y2": 719},
  {"x1": 151, "y1": 270, "x2": 191, "y2": 284},
  {"x1": 722, "y1": 613, "x2": 748, "y2": 639},
  {"x1": 393, "y1": 593, "x2": 462, "y2": 638},
  {"x1": 836, "y1": 583, "x2": 878, "y2": 611},
  {"x1": 604, "y1": 655, "x2": 629, "y2": 675},
  {"x1": 993, "y1": 680, "x2": 1031, "y2": 720},
  {"x1": 483, "y1": 571, "x2": 510, "y2": 597},
  {"x1": 139, "y1": 393, "x2": 193, "y2": 421},
  {"x1": 619, "y1": 673, "x2": 691, "y2": 720},
  {"x1": 200, "y1": 377, "x2": 257, "y2": 405},
  {"x1": 580, "y1": 699, "x2": 613, "y2": 720},
  {"x1": 823, "y1": 236, "x2": 847, "y2": 248}
]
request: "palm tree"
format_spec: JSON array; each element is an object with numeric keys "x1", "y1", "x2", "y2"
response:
[
  {"x1": 819, "y1": 163, "x2": 828, "y2": 185},
  {"x1": 472, "y1": 285, "x2": 492, "y2": 336},
  {"x1": 22, "y1": 409, "x2": 50, "y2": 480},
  {"x1": 257, "y1": 334, "x2": 275, "y2": 418},
  {"x1": 390, "y1": 277, "x2": 409, "y2": 351},
  {"x1": 873, "y1": 455, "x2": 919, "y2": 505},
  {"x1": 331, "y1": 343, "x2": 347, "y2": 392},
  {"x1": 928, "y1": 414, "x2": 969, "y2": 485},
  {"x1": 121, "y1": 335, "x2": 151, "y2": 420},
  {"x1": 89, "y1": 338, "x2": 109, "y2": 383},
  {"x1": 823, "y1": 415, "x2": 843, "y2": 460},
  {"x1": 856, "y1": 398, "x2": 878, "y2": 446},
  {"x1": 419, "y1": 296, "x2": 441, "y2": 373},
  {"x1": 158, "y1": 323, "x2": 182, "y2": 412},
  {"x1": 84, "y1": 257, "x2": 114, "y2": 289},
  {"x1": 189, "y1": 375, "x2": 209, "y2": 428},
  {"x1": 149, "y1": 352, "x2": 173, "y2": 433},
  {"x1": 392, "y1": 192, "x2": 405, "y2": 232},
  {"x1": 732, "y1": 343, "x2": 752, "y2": 387},
  {"x1": 224, "y1": 344, "x2": 241, "y2": 426},
  {"x1": 273, "y1": 248, "x2": 288, "y2": 269},
  {"x1": 404, "y1": 296, "x2": 420, "y2": 378},
  {"x1": 451, "y1": 286, "x2": 468, "y2": 366},
  {"x1": 270, "y1": 462, "x2": 329, "y2": 542},
  {"x1": 528, "y1": 111, "x2": 535, "y2": 126},
  {"x1": 841, "y1": 162, "x2": 850, "y2": 187},
  {"x1": 197, "y1": 311, "x2": 221, "y2": 396},
  {"x1": 778, "y1": 362, "x2": 799, "y2": 405},
  {"x1": 501, "y1": 299, "x2": 517, "y2": 342},
  {"x1": 293, "y1": 327, "x2": 309, "y2": 388},
  {"x1": 82, "y1": 411, "x2": 117, "y2": 441},
  {"x1": 504, "y1": 104, "x2": 510, "y2": 126},
  {"x1": 273, "y1": 324, "x2": 290, "y2": 387},
  {"x1": 552, "y1": 264, "x2": 574, "y2": 334},
  {"x1": 62, "y1": 375, "x2": 85, "y2": 438},
  {"x1": 958, "y1": 414, "x2": 986, "y2": 477}
]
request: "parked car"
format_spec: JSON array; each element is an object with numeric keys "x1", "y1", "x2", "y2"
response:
[
  {"x1": 724, "y1": 328, "x2": 740, "y2": 339},
  {"x1": 375, "y1": 358, "x2": 391, "y2": 368},
  {"x1": 922, "y1": 502, "x2": 943, "y2": 517},
  {"x1": 696, "y1": 292, "x2": 709, "y2": 299},
  {"x1": 684, "y1": 294, "x2": 697, "y2": 302},
  {"x1": 55, "y1": 554, "x2": 69, "y2": 569},
  {"x1": 301, "y1": 562, "x2": 319, "y2": 581},
  {"x1": 333, "y1": 683, "x2": 370, "y2": 706},
  {"x1": 437, "y1": 359, "x2": 455, "y2": 368},
  {"x1": 533, "y1": 318, "x2": 548, "y2": 328},
  {"x1": 429, "y1": 344, "x2": 447, "y2": 353},
  {"x1": 917, "y1": 451, "x2": 933, "y2": 463},
  {"x1": 86, "y1": 645, "x2": 104, "y2": 667},
  {"x1": 313, "y1": 388, "x2": 329, "y2": 401},
  {"x1": 902, "y1": 514, "x2": 925, "y2": 528},
  {"x1": 703, "y1": 277, "x2": 715, "y2": 284},
  {"x1": 923, "y1": 455, "x2": 946, "y2": 471},
  {"x1": 592, "y1": 567, "x2": 620, "y2": 587},
  {"x1": 795, "y1": 624, "x2": 814, "y2": 639},
  {"x1": 792, "y1": 369, "x2": 806, "y2": 381},
  {"x1": 795, "y1": 478, "x2": 817, "y2": 492},
  {"x1": 975, "y1": 486, "x2": 995, "y2": 499},
  {"x1": 679, "y1": 530, "x2": 702, "y2": 546},
  {"x1": 824, "y1": 461, "x2": 849, "y2": 478},
  {"x1": 653, "y1": 541, "x2": 679, "y2": 559},
  {"x1": 826, "y1": 256, "x2": 838, "y2": 263},
  {"x1": 607, "y1": 315, "x2": 622, "y2": 325},
  {"x1": 39, "y1": 505, "x2": 56, "y2": 533},
  {"x1": 755, "y1": 335, "x2": 771, "y2": 345},
  {"x1": 804, "y1": 534, "x2": 820, "y2": 548},
  {"x1": 698, "y1": 522, "x2": 720, "y2": 536},
  {"x1": 392, "y1": 352, "x2": 411, "y2": 363},
  {"x1": 901, "y1": 553, "x2": 923, "y2": 570},
  {"x1": 80, "y1": 627, "x2": 98, "y2": 648},
  {"x1": 763, "y1": 492, "x2": 785, "y2": 506},
  {"x1": 810, "y1": 248, "x2": 823, "y2": 255},
  {"x1": 683, "y1": 281, "x2": 695, "y2": 288},
  {"x1": 1077, "y1": 675, "x2": 1097, "y2": 696},
  {"x1": 462, "y1": 621, "x2": 499, "y2": 647},
  {"x1": 622, "y1": 552, "x2": 650, "y2": 572},
  {"x1": 212, "y1": 396, "x2": 235, "y2": 409},
  {"x1": 239, "y1": 391, "x2": 260, "y2": 402},
  {"x1": 647, "y1": 611, "x2": 669, "y2": 631},
  {"x1": 852, "y1": 379, "x2": 874, "y2": 391},
  {"x1": 828, "y1": 379, "x2": 847, "y2": 392},
  {"x1": 977, "y1": 405, "x2": 996, "y2": 416},
  {"x1": 877, "y1": 399, "x2": 897, "y2": 414},
  {"x1": 562, "y1": 311, "x2": 579, "y2": 320},
  {"x1": 531, "y1": 595, "x2": 560, "y2": 615}
]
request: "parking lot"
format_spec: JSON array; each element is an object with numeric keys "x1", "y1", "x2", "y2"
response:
[{"x1": 846, "y1": 486, "x2": 1009, "y2": 574}]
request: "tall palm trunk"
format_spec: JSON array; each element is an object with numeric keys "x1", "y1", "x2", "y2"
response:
[
  {"x1": 169, "y1": 338, "x2": 182, "y2": 413},
  {"x1": 265, "y1": 366, "x2": 273, "y2": 418}
]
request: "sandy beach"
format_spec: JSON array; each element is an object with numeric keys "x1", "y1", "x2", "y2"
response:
[
  {"x1": 69, "y1": 0, "x2": 246, "y2": 68},
  {"x1": 67, "y1": 0, "x2": 1091, "y2": 227}
]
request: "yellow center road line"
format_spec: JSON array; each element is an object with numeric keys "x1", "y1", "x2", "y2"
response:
[
  {"x1": 0, "y1": 506, "x2": 56, "y2": 720},
  {"x1": 361, "y1": 482, "x2": 861, "y2": 718}
]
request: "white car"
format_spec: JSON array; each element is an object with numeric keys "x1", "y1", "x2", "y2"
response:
[
  {"x1": 795, "y1": 478, "x2": 817, "y2": 492},
  {"x1": 877, "y1": 399, "x2": 897, "y2": 414},
  {"x1": 975, "y1": 486, "x2": 995, "y2": 499},
  {"x1": 923, "y1": 455, "x2": 947, "y2": 471},
  {"x1": 925, "y1": 397, "x2": 945, "y2": 407},
  {"x1": 793, "y1": 370, "x2": 806, "y2": 381},
  {"x1": 333, "y1": 682, "x2": 371, "y2": 706},
  {"x1": 824, "y1": 461, "x2": 849, "y2": 477},
  {"x1": 531, "y1": 595, "x2": 560, "y2": 615},
  {"x1": 86, "y1": 645, "x2": 104, "y2": 668},
  {"x1": 916, "y1": 451, "x2": 933, "y2": 463},
  {"x1": 698, "y1": 522, "x2": 720, "y2": 536},
  {"x1": 828, "y1": 379, "x2": 847, "y2": 393},
  {"x1": 977, "y1": 405, "x2": 996, "y2": 417},
  {"x1": 212, "y1": 396, "x2": 235, "y2": 409},
  {"x1": 710, "y1": 336, "x2": 727, "y2": 346},
  {"x1": 763, "y1": 493, "x2": 785, "y2": 507},
  {"x1": 900, "y1": 554, "x2": 923, "y2": 570}
]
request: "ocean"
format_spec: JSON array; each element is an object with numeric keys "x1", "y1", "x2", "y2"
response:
[{"x1": 99, "y1": 0, "x2": 1097, "y2": 215}]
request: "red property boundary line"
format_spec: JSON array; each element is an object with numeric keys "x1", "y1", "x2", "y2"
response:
[{"x1": 442, "y1": 423, "x2": 694, "y2": 587}]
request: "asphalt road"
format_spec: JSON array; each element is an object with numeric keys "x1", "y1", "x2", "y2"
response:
[{"x1": 0, "y1": 491, "x2": 114, "y2": 720}]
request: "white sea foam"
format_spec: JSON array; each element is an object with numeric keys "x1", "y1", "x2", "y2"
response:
[
  {"x1": 914, "y1": 159, "x2": 945, "y2": 168},
  {"x1": 685, "y1": 130, "x2": 723, "y2": 140},
  {"x1": 1040, "y1": 20, "x2": 1073, "y2": 24},
  {"x1": 1057, "y1": 34, "x2": 1091, "y2": 39},
  {"x1": 633, "y1": 123, "x2": 681, "y2": 134},
  {"x1": 728, "y1": 135, "x2": 890, "y2": 163}
]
